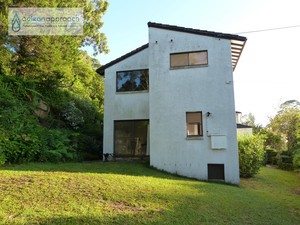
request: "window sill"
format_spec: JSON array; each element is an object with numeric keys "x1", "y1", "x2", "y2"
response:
[
  {"x1": 186, "y1": 136, "x2": 204, "y2": 140},
  {"x1": 116, "y1": 90, "x2": 149, "y2": 94}
]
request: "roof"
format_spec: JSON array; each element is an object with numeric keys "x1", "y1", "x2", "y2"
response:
[
  {"x1": 96, "y1": 43, "x2": 149, "y2": 75},
  {"x1": 237, "y1": 124, "x2": 253, "y2": 129},
  {"x1": 97, "y1": 22, "x2": 247, "y2": 75},
  {"x1": 148, "y1": 22, "x2": 246, "y2": 41}
]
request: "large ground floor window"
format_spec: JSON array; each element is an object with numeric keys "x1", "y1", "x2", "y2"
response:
[{"x1": 114, "y1": 120, "x2": 149, "y2": 156}]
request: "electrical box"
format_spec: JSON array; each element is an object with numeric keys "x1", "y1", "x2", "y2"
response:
[{"x1": 211, "y1": 135, "x2": 227, "y2": 149}]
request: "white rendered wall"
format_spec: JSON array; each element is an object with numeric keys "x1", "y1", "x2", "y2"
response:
[
  {"x1": 148, "y1": 28, "x2": 240, "y2": 184},
  {"x1": 103, "y1": 48, "x2": 149, "y2": 155},
  {"x1": 237, "y1": 128, "x2": 253, "y2": 136}
]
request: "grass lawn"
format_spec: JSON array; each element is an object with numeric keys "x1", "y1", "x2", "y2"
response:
[{"x1": 0, "y1": 163, "x2": 299, "y2": 225}]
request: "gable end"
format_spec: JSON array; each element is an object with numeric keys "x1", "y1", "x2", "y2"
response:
[{"x1": 96, "y1": 43, "x2": 149, "y2": 76}]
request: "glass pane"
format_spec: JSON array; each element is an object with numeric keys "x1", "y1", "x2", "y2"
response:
[
  {"x1": 189, "y1": 51, "x2": 208, "y2": 65},
  {"x1": 114, "y1": 121, "x2": 133, "y2": 155},
  {"x1": 114, "y1": 120, "x2": 149, "y2": 156},
  {"x1": 170, "y1": 53, "x2": 189, "y2": 67},
  {"x1": 116, "y1": 70, "x2": 149, "y2": 92},
  {"x1": 132, "y1": 70, "x2": 149, "y2": 91},
  {"x1": 187, "y1": 123, "x2": 200, "y2": 136},
  {"x1": 186, "y1": 112, "x2": 202, "y2": 136}
]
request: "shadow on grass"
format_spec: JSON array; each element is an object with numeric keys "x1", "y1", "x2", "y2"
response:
[
  {"x1": 0, "y1": 162, "x2": 242, "y2": 186},
  {"x1": 22, "y1": 214, "x2": 150, "y2": 225},
  {"x1": 0, "y1": 161, "x2": 186, "y2": 180},
  {"x1": 1, "y1": 166, "x2": 299, "y2": 225}
]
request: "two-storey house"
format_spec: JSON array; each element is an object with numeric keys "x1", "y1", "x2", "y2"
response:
[{"x1": 97, "y1": 22, "x2": 247, "y2": 184}]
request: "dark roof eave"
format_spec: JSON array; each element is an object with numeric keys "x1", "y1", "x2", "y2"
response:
[
  {"x1": 237, "y1": 123, "x2": 253, "y2": 129},
  {"x1": 148, "y1": 22, "x2": 247, "y2": 42},
  {"x1": 96, "y1": 43, "x2": 149, "y2": 76}
]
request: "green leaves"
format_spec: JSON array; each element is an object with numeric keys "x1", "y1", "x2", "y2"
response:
[
  {"x1": 238, "y1": 135, "x2": 265, "y2": 178},
  {"x1": 0, "y1": 1, "x2": 107, "y2": 163},
  {"x1": 269, "y1": 107, "x2": 300, "y2": 153},
  {"x1": 0, "y1": 0, "x2": 108, "y2": 84},
  {"x1": 62, "y1": 101, "x2": 84, "y2": 130}
]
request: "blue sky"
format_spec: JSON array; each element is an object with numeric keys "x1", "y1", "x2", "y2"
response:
[{"x1": 96, "y1": 0, "x2": 300, "y2": 125}]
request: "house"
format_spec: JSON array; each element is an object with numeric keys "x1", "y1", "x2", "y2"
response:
[
  {"x1": 97, "y1": 22, "x2": 247, "y2": 184},
  {"x1": 236, "y1": 111, "x2": 253, "y2": 136}
]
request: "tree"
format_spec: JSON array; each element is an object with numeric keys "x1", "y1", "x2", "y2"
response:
[
  {"x1": 241, "y1": 113, "x2": 262, "y2": 134},
  {"x1": 259, "y1": 127, "x2": 285, "y2": 165},
  {"x1": 269, "y1": 103, "x2": 300, "y2": 153},
  {"x1": 0, "y1": 1, "x2": 108, "y2": 163},
  {"x1": 279, "y1": 100, "x2": 300, "y2": 112},
  {"x1": 241, "y1": 113, "x2": 256, "y2": 127},
  {"x1": 0, "y1": 0, "x2": 108, "y2": 86},
  {"x1": 267, "y1": 100, "x2": 300, "y2": 169}
]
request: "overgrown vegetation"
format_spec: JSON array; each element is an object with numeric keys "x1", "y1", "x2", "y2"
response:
[
  {"x1": 0, "y1": 162, "x2": 299, "y2": 225},
  {"x1": 240, "y1": 100, "x2": 300, "y2": 173},
  {"x1": 0, "y1": 0, "x2": 108, "y2": 164}
]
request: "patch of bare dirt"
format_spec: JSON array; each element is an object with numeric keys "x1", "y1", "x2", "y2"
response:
[
  {"x1": 240, "y1": 179, "x2": 257, "y2": 189},
  {"x1": 293, "y1": 187, "x2": 300, "y2": 195},
  {"x1": 107, "y1": 201, "x2": 146, "y2": 213}
]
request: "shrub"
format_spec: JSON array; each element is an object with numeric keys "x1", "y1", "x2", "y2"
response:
[
  {"x1": 292, "y1": 150, "x2": 300, "y2": 170},
  {"x1": 77, "y1": 134, "x2": 102, "y2": 161},
  {"x1": 0, "y1": 132, "x2": 6, "y2": 165},
  {"x1": 61, "y1": 101, "x2": 84, "y2": 130},
  {"x1": 38, "y1": 129, "x2": 78, "y2": 163},
  {"x1": 0, "y1": 153, "x2": 6, "y2": 166},
  {"x1": 0, "y1": 102, "x2": 42, "y2": 163},
  {"x1": 238, "y1": 135, "x2": 265, "y2": 178},
  {"x1": 0, "y1": 74, "x2": 102, "y2": 163},
  {"x1": 277, "y1": 151, "x2": 294, "y2": 170},
  {"x1": 265, "y1": 149, "x2": 278, "y2": 165}
]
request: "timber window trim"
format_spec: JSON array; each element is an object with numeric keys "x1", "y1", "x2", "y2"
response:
[
  {"x1": 116, "y1": 69, "x2": 149, "y2": 92},
  {"x1": 170, "y1": 50, "x2": 208, "y2": 68},
  {"x1": 186, "y1": 112, "x2": 203, "y2": 137}
]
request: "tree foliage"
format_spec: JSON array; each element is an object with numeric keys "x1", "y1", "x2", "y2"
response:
[
  {"x1": 267, "y1": 105, "x2": 300, "y2": 170},
  {"x1": 0, "y1": 0, "x2": 108, "y2": 164},
  {"x1": 238, "y1": 103, "x2": 300, "y2": 172},
  {"x1": 241, "y1": 113, "x2": 256, "y2": 127},
  {"x1": 241, "y1": 113, "x2": 263, "y2": 134},
  {"x1": 0, "y1": 0, "x2": 108, "y2": 85},
  {"x1": 249, "y1": 100, "x2": 300, "y2": 170},
  {"x1": 268, "y1": 101, "x2": 300, "y2": 153}
]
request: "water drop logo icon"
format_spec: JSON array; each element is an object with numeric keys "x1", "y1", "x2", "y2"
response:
[{"x1": 12, "y1": 13, "x2": 21, "y2": 32}]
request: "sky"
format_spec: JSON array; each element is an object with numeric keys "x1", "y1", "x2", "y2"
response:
[{"x1": 95, "y1": 0, "x2": 300, "y2": 126}]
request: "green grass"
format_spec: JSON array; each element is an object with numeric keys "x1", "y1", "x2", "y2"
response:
[{"x1": 0, "y1": 163, "x2": 299, "y2": 225}]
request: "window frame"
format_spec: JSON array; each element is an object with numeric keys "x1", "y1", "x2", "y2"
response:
[
  {"x1": 170, "y1": 50, "x2": 208, "y2": 69},
  {"x1": 116, "y1": 69, "x2": 149, "y2": 93},
  {"x1": 186, "y1": 111, "x2": 203, "y2": 137}
]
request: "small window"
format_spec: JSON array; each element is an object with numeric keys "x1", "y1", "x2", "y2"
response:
[
  {"x1": 186, "y1": 112, "x2": 203, "y2": 137},
  {"x1": 116, "y1": 69, "x2": 149, "y2": 92},
  {"x1": 170, "y1": 51, "x2": 208, "y2": 68},
  {"x1": 208, "y1": 164, "x2": 225, "y2": 180}
]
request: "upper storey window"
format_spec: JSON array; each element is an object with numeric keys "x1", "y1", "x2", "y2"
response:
[
  {"x1": 170, "y1": 51, "x2": 208, "y2": 68},
  {"x1": 116, "y1": 69, "x2": 149, "y2": 92}
]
